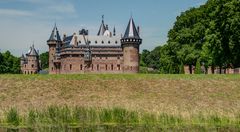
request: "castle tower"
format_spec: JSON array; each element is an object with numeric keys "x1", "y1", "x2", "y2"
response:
[
  {"x1": 121, "y1": 17, "x2": 142, "y2": 73},
  {"x1": 47, "y1": 24, "x2": 62, "y2": 74},
  {"x1": 21, "y1": 45, "x2": 40, "y2": 74}
]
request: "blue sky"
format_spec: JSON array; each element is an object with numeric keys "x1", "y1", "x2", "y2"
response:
[{"x1": 0, "y1": 0, "x2": 207, "y2": 56}]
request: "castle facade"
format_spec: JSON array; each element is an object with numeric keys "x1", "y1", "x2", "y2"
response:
[{"x1": 47, "y1": 17, "x2": 142, "y2": 74}]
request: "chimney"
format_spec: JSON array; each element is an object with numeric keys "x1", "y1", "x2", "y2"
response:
[{"x1": 74, "y1": 33, "x2": 78, "y2": 46}]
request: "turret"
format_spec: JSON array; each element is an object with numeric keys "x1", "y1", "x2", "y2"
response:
[
  {"x1": 26, "y1": 45, "x2": 40, "y2": 74},
  {"x1": 47, "y1": 23, "x2": 62, "y2": 74},
  {"x1": 121, "y1": 17, "x2": 142, "y2": 73}
]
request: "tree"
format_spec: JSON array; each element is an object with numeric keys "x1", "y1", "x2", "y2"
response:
[
  {"x1": 179, "y1": 61, "x2": 185, "y2": 74},
  {"x1": 195, "y1": 59, "x2": 202, "y2": 74},
  {"x1": 40, "y1": 52, "x2": 49, "y2": 69}
]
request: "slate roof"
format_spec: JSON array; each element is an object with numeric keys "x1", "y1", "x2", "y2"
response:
[
  {"x1": 48, "y1": 24, "x2": 61, "y2": 41},
  {"x1": 27, "y1": 45, "x2": 38, "y2": 56},
  {"x1": 123, "y1": 17, "x2": 140, "y2": 39}
]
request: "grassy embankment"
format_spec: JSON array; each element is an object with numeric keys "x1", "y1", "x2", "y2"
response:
[{"x1": 0, "y1": 74, "x2": 240, "y2": 131}]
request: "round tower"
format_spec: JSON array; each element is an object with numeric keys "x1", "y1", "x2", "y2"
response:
[
  {"x1": 121, "y1": 17, "x2": 142, "y2": 73},
  {"x1": 47, "y1": 24, "x2": 62, "y2": 74},
  {"x1": 27, "y1": 45, "x2": 40, "y2": 74}
]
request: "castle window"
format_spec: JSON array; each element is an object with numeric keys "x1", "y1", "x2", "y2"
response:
[
  {"x1": 111, "y1": 64, "x2": 113, "y2": 71},
  {"x1": 117, "y1": 64, "x2": 120, "y2": 70},
  {"x1": 97, "y1": 64, "x2": 99, "y2": 71},
  {"x1": 102, "y1": 41, "x2": 104, "y2": 44},
  {"x1": 115, "y1": 41, "x2": 118, "y2": 44},
  {"x1": 108, "y1": 41, "x2": 110, "y2": 44},
  {"x1": 95, "y1": 41, "x2": 97, "y2": 44},
  {"x1": 80, "y1": 64, "x2": 82, "y2": 70},
  {"x1": 130, "y1": 66, "x2": 133, "y2": 70},
  {"x1": 52, "y1": 67, "x2": 53, "y2": 71},
  {"x1": 92, "y1": 64, "x2": 94, "y2": 70},
  {"x1": 105, "y1": 64, "x2": 107, "y2": 71},
  {"x1": 70, "y1": 64, "x2": 72, "y2": 70},
  {"x1": 31, "y1": 64, "x2": 34, "y2": 68},
  {"x1": 31, "y1": 71, "x2": 33, "y2": 74}
]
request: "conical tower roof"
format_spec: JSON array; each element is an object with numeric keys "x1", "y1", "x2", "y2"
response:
[
  {"x1": 123, "y1": 17, "x2": 140, "y2": 39},
  {"x1": 48, "y1": 24, "x2": 61, "y2": 41},
  {"x1": 97, "y1": 16, "x2": 106, "y2": 36}
]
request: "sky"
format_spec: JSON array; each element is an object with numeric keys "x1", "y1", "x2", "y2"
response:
[{"x1": 0, "y1": 0, "x2": 207, "y2": 56}]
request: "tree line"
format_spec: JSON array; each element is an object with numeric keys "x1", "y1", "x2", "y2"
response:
[
  {"x1": 0, "y1": 51, "x2": 20, "y2": 74},
  {"x1": 141, "y1": 0, "x2": 240, "y2": 74}
]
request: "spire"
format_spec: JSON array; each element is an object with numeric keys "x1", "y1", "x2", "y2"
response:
[
  {"x1": 123, "y1": 17, "x2": 140, "y2": 39},
  {"x1": 97, "y1": 15, "x2": 106, "y2": 36},
  {"x1": 113, "y1": 26, "x2": 116, "y2": 36},
  {"x1": 48, "y1": 23, "x2": 61, "y2": 42}
]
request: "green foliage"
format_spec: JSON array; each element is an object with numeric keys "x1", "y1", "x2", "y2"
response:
[
  {"x1": 0, "y1": 51, "x2": 20, "y2": 74},
  {"x1": 6, "y1": 108, "x2": 20, "y2": 126},
  {"x1": 179, "y1": 61, "x2": 185, "y2": 74},
  {"x1": 39, "y1": 51, "x2": 49, "y2": 69},
  {"x1": 141, "y1": 0, "x2": 240, "y2": 74},
  {"x1": 1, "y1": 106, "x2": 240, "y2": 131},
  {"x1": 195, "y1": 59, "x2": 202, "y2": 74}
]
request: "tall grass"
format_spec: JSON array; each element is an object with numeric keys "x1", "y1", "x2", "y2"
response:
[{"x1": 0, "y1": 106, "x2": 239, "y2": 131}]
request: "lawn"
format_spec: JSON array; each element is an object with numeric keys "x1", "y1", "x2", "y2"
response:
[{"x1": 0, "y1": 74, "x2": 240, "y2": 131}]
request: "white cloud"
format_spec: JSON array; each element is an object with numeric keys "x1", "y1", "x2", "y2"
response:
[{"x1": 0, "y1": 9, "x2": 33, "y2": 16}]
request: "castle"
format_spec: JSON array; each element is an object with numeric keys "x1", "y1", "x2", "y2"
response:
[
  {"x1": 47, "y1": 17, "x2": 142, "y2": 74},
  {"x1": 21, "y1": 17, "x2": 142, "y2": 74},
  {"x1": 20, "y1": 45, "x2": 40, "y2": 74}
]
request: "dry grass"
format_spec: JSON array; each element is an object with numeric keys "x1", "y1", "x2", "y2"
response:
[{"x1": 0, "y1": 74, "x2": 240, "y2": 118}]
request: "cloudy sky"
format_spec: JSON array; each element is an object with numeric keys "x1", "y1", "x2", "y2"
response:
[{"x1": 0, "y1": 0, "x2": 207, "y2": 56}]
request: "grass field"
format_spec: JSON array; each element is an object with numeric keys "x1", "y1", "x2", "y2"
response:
[{"x1": 0, "y1": 74, "x2": 240, "y2": 131}]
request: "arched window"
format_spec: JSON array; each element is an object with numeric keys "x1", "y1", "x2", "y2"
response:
[
  {"x1": 108, "y1": 41, "x2": 110, "y2": 44},
  {"x1": 70, "y1": 64, "x2": 72, "y2": 70},
  {"x1": 97, "y1": 64, "x2": 99, "y2": 71},
  {"x1": 102, "y1": 41, "x2": 104, "y2": 44},
  {"x1": 105, "y1": 64, "x2": 108, "y2": 71},
  {"x1": 80, "y1": 64, "x2": 82, "y2": 70},
  {"x1": 111, "y1": 64, "x2": 113, "y2": 70},
  {"x1": 117, "y1": 65, "x2": 120, "y2": 70},
  {"x1": 32, "y1": 64, "x2": 34, "y2": 68}
]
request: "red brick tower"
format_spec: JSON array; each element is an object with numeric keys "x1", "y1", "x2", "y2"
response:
[{"x1": 121, "y1": 17, "x2": 142, "y2": 73}]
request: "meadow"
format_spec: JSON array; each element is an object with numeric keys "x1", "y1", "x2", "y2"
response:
[{"x1": 0, "y1": 74, "x2": 240, "y2": 131}]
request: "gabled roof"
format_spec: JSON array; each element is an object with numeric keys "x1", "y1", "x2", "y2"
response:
[
  {"x1": 97, "y1": 18, "x2": 106, "y2": 36},
  {"x1": 123, "y1": 17, "x2": 140, "y2": 39},
  {"x1": 48, "y1": 24, "x2": 61, "y2": 41}
]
